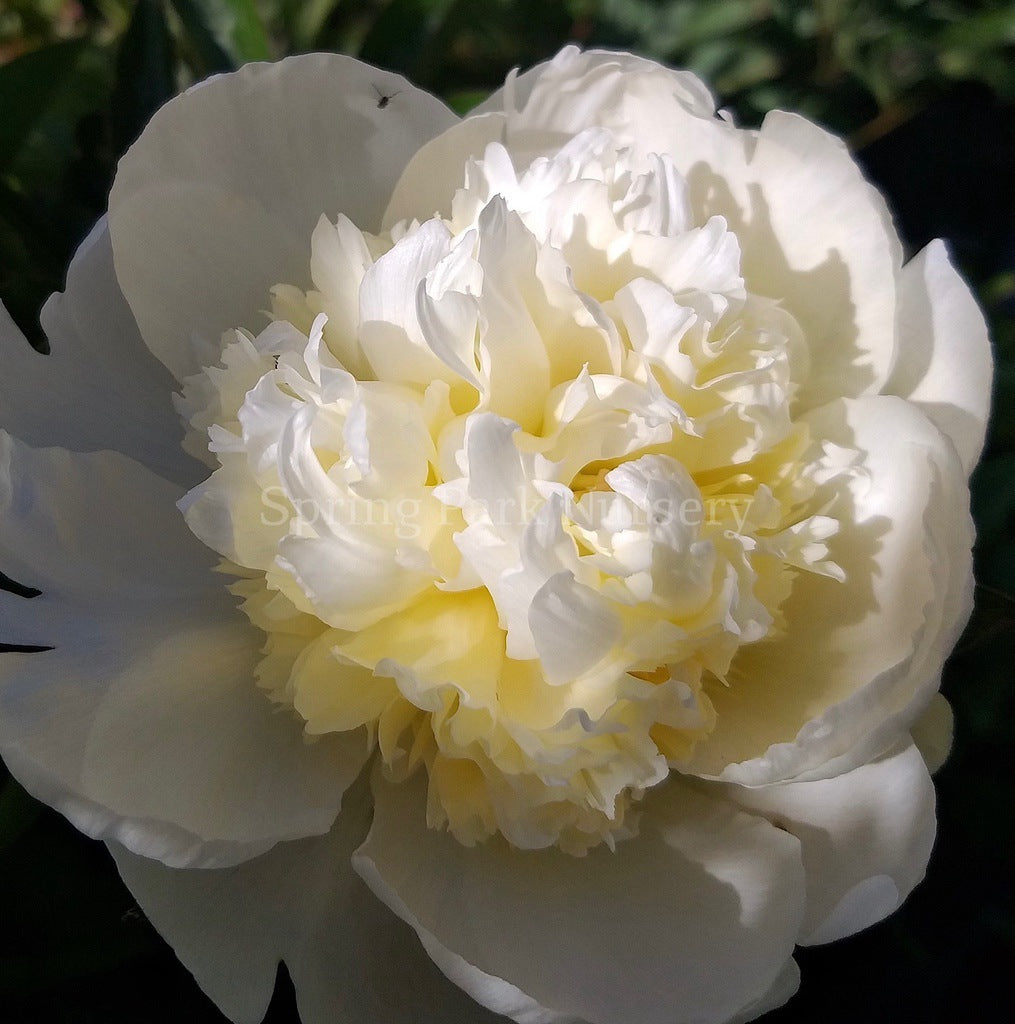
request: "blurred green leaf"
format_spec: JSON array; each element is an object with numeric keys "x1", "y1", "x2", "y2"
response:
[
  {"x1": 0, "y1": 34, "x2": 114, "y2": 343},
  {"x1": 170, "y1": 0, "x2": 235, "y2": 72},
  {"x1": 171, "y1": 0, "x2": 272, "y2": 72},
  {"x1": 358, "y1": 0, "x2": 456, "y2": 76},
  {"x1": 940, "y1": 8, "x2": 1015, "y2": 51},
  {"x1": 214, "y1": 0, "x2": 272, "y2": 62},
  {"x1": 281, "y1": 0, "x2": 344, "y2": 52},
  {"x1": 713, "y1": 43, "x2": 781, "y2": 95},
  {"x1": 112, "y1": 0, "x2": 175, "y2": 154},
  {"x1": 445, "y1": 87, "x2": 490, "y2": 114},
  {"x1": 962, "y1": 579, "x2": 1015, "y2": 639},
  {"x1": 991, "y1": 360, "x2": 1015, "y2": 450},
  {"x1": 9, "y1": 41, "x2": 114, "y2": 192},
  {"x1": 0, "y1": 38, "x2": 87, "y2": 175},
  {"x1": 0, "y1": 777, "x2": 41, "y2": 855},
  {"x1": 679, "y1": 0, "x2": 767, "y2": 47},
  {"x1": 972, "y1": 454, "x2": 1015, "y2": 594}
]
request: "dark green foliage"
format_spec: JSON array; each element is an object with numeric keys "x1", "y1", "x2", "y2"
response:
[{"x1": 112, "y1": 0, "x2": 176, "y2": 153}]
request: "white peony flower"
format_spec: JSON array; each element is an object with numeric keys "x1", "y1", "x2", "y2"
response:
[{"x1": 0, "y1": 46, "x2": 992, "y2": 1024}]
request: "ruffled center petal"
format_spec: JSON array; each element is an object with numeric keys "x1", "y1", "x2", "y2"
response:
[{"x1": 177, "y1": 129, "x2": 846, "y2": 853}]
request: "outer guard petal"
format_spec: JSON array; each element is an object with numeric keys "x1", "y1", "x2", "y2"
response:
[
  {"x1": 688, "y1": 396, "x2": 974, "y2": 787},
  {"x1": 0, "y1": 222, "x2": 196, "y2": 486},
  {"x1": 0, "y1": 433, "x2": 365, "y2": 867},
  {"x1": 724, "y1": 741, "x2": 936, "y2": 945},
  {"x1": 354, "y1": 771, "x2": 805, "y2": 1024},
  {"x1": 110, "y1": 773, "x2": 510, "y2": 1024},
  {"x1": 889, "y1": 239, "x2": 993, "y2": 476},
  {"x1": 108, "y1": 53, "x2": 457, "y2": 382},
  {"x1": 457, "y1": 50, "x2": 902, "y2": 408}
]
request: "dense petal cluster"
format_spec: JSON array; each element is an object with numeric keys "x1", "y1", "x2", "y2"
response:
[
  {"x1": 176, "y1": 127, "x2": 846, "y2": 853},
  {"x1": 0, "y1": 45, "x2": 991, "y2": 1024}
]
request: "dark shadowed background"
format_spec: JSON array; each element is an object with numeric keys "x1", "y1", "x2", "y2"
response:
[{"x1": 1, "y1": 2, "x2": 1013, "y2": 1022}]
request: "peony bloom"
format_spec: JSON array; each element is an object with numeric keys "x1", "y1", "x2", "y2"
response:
[{"x1": 0, "y1": 45, "x2": 992, "y2": 1024}]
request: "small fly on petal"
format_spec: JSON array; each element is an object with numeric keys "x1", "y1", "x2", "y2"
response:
[{"x1": 373, "y1": 84, "x2": 401, "y2": 109}]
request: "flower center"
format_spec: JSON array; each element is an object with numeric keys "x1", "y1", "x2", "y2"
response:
[{"x1": 176, "y1": 129, "x2": 843, "y2": 854}]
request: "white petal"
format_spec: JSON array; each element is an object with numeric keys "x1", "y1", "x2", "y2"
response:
[
  {"x1": 0, "y1": 432, "x2": 216, "y2": 619},
  {"x1": 180, "y1": 455, "x2": 284, "y2": 571},
  {"x1": 411, "y1": 936, "x2": 579, "y2": 1024},
  {"x1": 268, "y1": 407, "x2": 435, "y2": 629},
  {"x1": 618, "y1": 152, "x2": 693, "y2": 237},
  {"x1": 384, "y1": 111, "x2": 509, "y2": 228},
  {"x1": 727, "y1": 959, "x2": 800, "y2": 1024},
  {"x1": 0, "y1": 434, "x2": 365, "y2": 867},
  {"x1": 689, "y1": 396, "x2": 974, "y2": 785},
  {"x1": 385, "y1": 49, "x2": 715, "y2": 230},
  {"x1": 733, "y1": 111, "x2": 902, "y2": 408},
  {"x1": 343, "y1": 385, "x2": 434, "y2": 496},
  {"x1": 476, "y1": 52, "x2": 902, "y2": 409},
  {"x1": 309, "y1": 214, "x2": 375, "y2": 377},
  {"x1": 472, "y1": 200, "x2": 552, "y2": 430},
  {"x1": 109, "y1": 774, "x2": 509, "y2": 1024},
  {"x1": 108, "y1": 54, "x2": 457, "y2": 381},
  {"x1": 888, "y1": 239, "x2": 993, "y2": 475},
  {"x1": 724, "y1": 741, "x2": 936, "y2": 945},
  {"x1": 475, "y1": 46, "x2": 716, "y2": 144},
  {"x1": 529, "y1": 572, "x2": 622, "y2": 684},
  {"x1": 277, "y1": 530, "x2": 431, "y2": 632},
  {"x1": 628, "y1": 214, "x2": 743, "y2": 299},
  {"x1": 354, "y1": 771, "x2": 805, "y2": 1024},
  {"x1": 459, "y1": 412, "x2": 533, "y2": 516},
  {"x1": 910, "y1": 692, "x2": 954, "y2": 775},
  {"x1": 0, "y1": 222, "x2": 196, "y2": 485},
  {"x1": 416, "y1": 229, "x2": 484, "y2": 387},
  {"x1": 359, "y1": 219, "x2": 467, "y2": 387}
]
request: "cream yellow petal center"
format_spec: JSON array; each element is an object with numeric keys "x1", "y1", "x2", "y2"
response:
[{"x1": 176, "y1": 131, "x2": 845, "y2": 854}]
